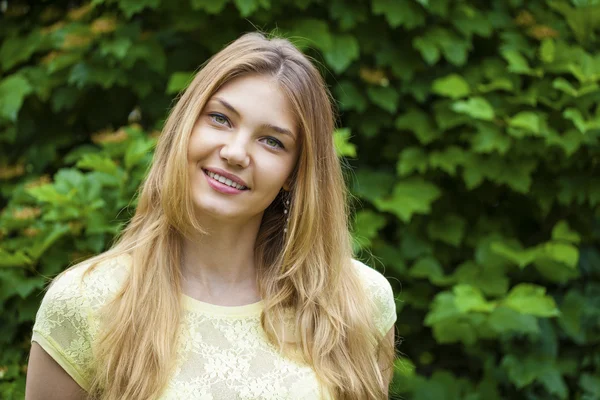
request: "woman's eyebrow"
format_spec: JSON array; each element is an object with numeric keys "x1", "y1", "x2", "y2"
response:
[
  {"x1": 259, "y1": 123, "x2": 296, "y2": 141},
  {"x1": 212, "y1": 97, "x2": 296, "y2": 140},
  {"x1": 213, "y1": 97, "x2": 240, "y2": 118}
]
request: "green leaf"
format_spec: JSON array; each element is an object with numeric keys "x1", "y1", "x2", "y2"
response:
[
  {"x1": 451, "y1": 97, "x2": 495, "y2": 121},
  {"x1": 427, "y1": 214, "x2": 466, "y2": 246},
  {"x1": 418, "y1": 0, "x2": 450, "y2": 16},
  {"x1": 86, "y1": 210, "x2": 119, "y2": 235},
  {"x1": 429, "y1": 317, "x2": 480, "y2": 345},
  {"x1": 432, "y1": 74, "x2": 470, "y2": 99},
  {"x1": 76, "y1": 154, "x2": 120, "y2": 175},
  {"x1": 46, "y1": 53, "x2": 81, "y2": 75},
  {"x1": 0, "y1": 249, "x2": 32, "y2": 268},
  {"x1": 553, "y1": 77, "x2": 578, "y2": 96},
  {"x1": 367, "y1": 86, "x2": 399, "y2": 113},
  {"x1": 335, "y1": 81, "x2": 367, "y2": 112},
  {"x1": 424, "y1": 291, "x2": 484, "y2": 345},
  {"x1": 579, "y1": 373, "x2": 600, "y2": 398},
  {"x1": 490, "y1": 240, "x2": 537, "y2": 268},
  {"x1": 470, "y1": 123, "x2": 511, "y2": 154},
  {"x1": 558, "y1": 289, "x2": 586, "y2": 344},
  {"x1": 553, "y1": 78, "x2": 599, "y2": 97},
  {"x1": 119, "y1": 0, "x2": 161, "y2": 18},
  {"x1": 329, "y1": 0, "x2": 367, "y2": 30},
  {"x1": 353, "y1": 169, "x2": 395, "y2": 202},
  {"x1": 289, "y1": 19, "x2": 333, "y2": 52},
  {"x1": 534, "y1": 258, "x2": 580, "y2": 284},
  {"x1": 563, "y1": 107, "x2": 599, "y2": 133},
  {"x1": 324, "y1": 34, "x2": 360, "y2": 74},
  {"x1": 539, "y1": 39, "x2": 556, "y2": 63},
  {"x1": 487, "y1": 306, "x2": 540, "y2": 335},
  {"x1": 546, "y1": 129, "x2": 584, "y2": 157},
  {"x1": 100, "y1": 37, "x2": 133, "y2": 60},
  {"x1": 501, "y1": 49, "x2": 541, "y2": 76},
  {"x1": 424, "y1": 292, "x2": 461, "y2": 325},
  {"x1": 0, "y1": 74, "x2": 33, "y2": 121},
  {"x1": 503, "y1": 284, "x2": 560, "y2": 317},
  {"x1": 27, "y1": 224, "x2": 71, "y2": 260},
  {"x1": 333, "y1": 128, "x2": 356, "y2": 158},
  {"x1": 538, "y1": 368, "x2": 569, "y2": 399},
  {"x1": 166, "y1": 71, "x2": 195, "y2": 95},
  {"x1": 374, "y1": 178, "x2": 442, "y2": 222},
  {"x1": 353, "y1": 210, "x2": 386, "y2": 249},
  {"x1": 508, "y1": 111, "x2": 542, "y2": 134},
  {"x1": 0, "y1": 31, "x2": 43, "y2": 71},
  {"x1": 453, "y1": 284, "x2": 495, "y2": 313},
  {"x1": 190, "y1": 0, "x2": 229, "y2": 13},
  {"x1": 552, "y1": 220, "x2": 581, "y2": 244},
  {"x1": 233, "y1": 0, "x2": 263, "y2": 16},
  {"x1": 548, "y1": 1, "x2": 600, "y2": 44},
  {"x1": 413, "y1": 36, "x2": 440, "y2": 65},
  {"x1": 452, "y1": 261, "x2": 509, "y2": 296},
  {"x1": 27, "y1": 184, "x2": 72, "y2": 205},
  {"x1": 539, "y1": 242, "x2": 579, "y2": 268},
  {"x1": 372, "y1": 0, "x2": 426, "y2": 29},
  {"x1": 409, "y1": 256, "x2": 448, "y2": 285},
  {"x1": 429, "y1": 146, "x2": 466, "y2": 176},
  {"x1": 501, "y1": 355, "x2": 543, "y2": 388},
  {"x1": 452, "y1": 8, "x2": 493, "y2": 38},
  {"x1": 397, "y1": 147, "x2": 428, "y2": 176},
  {"x1": 395, "y1": 108, "x2": 440, "y2": 144},
  {"x1": 414, "y1": 28, "x2": 470, "y2": 66},
  {"x1": 125, "y1": 137, "x2": 156, "y2": 169},
  {"x1": 477, "y1": 78, "x2": 514, "y2": 93}
]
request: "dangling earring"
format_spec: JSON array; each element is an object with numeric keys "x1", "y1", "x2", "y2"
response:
[{"x1": 283, "y1": 195, "x2": 290, "y2": 235}]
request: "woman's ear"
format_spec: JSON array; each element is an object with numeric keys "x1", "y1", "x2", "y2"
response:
[{"x1": 282, "y1": 177, "x2": 293, "y2": 192}]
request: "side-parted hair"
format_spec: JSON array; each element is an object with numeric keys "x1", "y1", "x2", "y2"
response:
[{"x1": 74, "y1": 32, "x2": 394, "y2": 399}]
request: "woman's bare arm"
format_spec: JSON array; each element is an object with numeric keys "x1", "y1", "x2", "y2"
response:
[{"x1": 25, "y1": 342, "x2": 86, "y2": 400}]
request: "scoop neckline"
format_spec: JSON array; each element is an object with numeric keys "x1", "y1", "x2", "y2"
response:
[{"x1": 181, "y1": 293, "x2": 264, "y2": 316}]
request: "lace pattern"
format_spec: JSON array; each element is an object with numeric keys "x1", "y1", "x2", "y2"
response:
[{"x1": 32, "y1": 256, "x2": 396, "y2": 399}]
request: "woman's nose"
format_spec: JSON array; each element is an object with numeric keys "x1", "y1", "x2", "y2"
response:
[{"x1": 219, "y1": 133, "x2": 250, "y2": 168}]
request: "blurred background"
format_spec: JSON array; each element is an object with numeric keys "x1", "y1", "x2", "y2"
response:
[{"x1": 1, "y1": 0, "x2": 600, "y2": 399}]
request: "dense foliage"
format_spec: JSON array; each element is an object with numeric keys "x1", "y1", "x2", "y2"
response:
[{"x1": 1, "y1": 0, "x2": 600, "y2": 398}]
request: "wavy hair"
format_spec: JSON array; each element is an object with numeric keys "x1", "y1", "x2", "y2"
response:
[{"x1": 75, "y1": 32, "x2": 394, "y2": 399}]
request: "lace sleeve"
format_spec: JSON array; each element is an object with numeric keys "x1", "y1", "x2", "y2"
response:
[
  {"x1": 352, "y1": 259, "x2": 397, "y2": 336},
  {"x1": 31, "y1": 266, "x2": 94, "y2": 391}
]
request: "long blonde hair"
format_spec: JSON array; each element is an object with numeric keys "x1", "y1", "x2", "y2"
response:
[{"x1": 75, "y1": 32, "x2": 394, "y2": 399}]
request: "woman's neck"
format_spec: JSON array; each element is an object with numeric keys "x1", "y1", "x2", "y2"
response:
[{"x1": 179, "y1": 214, "x2": 262, "y2": 304}]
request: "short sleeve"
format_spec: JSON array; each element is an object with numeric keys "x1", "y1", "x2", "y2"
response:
[
  {"x1": 352, "y1": 259, "x2": 397, "y2": 336},
  {"x1": 31, "y1": 266, "x2": 94, "y2": 391}
]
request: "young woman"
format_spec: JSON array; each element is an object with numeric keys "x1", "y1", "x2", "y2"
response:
[{"x1": 25, "y1": 32, "x2": 397, "y2": 400}]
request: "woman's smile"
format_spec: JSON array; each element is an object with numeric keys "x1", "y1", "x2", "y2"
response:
[{"x1": 202, "y1": 168, "x2": 248, "y2": 194}]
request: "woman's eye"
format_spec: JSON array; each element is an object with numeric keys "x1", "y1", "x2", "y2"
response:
[
  {"x1": 264, "y1": 137, "x2": 284, "y2": 149},
  {"x1": 209, "y1": 113, "x2": 230, "y2": 126}
]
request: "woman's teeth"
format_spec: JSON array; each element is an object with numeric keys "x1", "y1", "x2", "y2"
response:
[{"x1": 205, "y1": 170, "x2": 247, "y2": 190}]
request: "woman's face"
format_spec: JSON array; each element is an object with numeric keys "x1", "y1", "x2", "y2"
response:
[{"x1": 188, "y1": 74, "x2": 299, "y2": 223}]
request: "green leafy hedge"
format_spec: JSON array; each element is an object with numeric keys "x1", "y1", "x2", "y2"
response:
[{"x1": 1, "y1": 0, "x2": 600, "y2": 399}]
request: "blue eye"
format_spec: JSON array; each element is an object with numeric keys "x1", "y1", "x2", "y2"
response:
[{"x1": 209, "y1": 113, "x2": 230, "y2": 127}]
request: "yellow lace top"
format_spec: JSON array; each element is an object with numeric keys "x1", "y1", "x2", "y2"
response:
[{"x1": 32, "y1": 255, "x2": 396, "y2": 399}]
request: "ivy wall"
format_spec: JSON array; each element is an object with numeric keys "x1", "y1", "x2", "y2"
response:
[{"x1": 1, "y1": 0, "x2": 600, "y2": 399}]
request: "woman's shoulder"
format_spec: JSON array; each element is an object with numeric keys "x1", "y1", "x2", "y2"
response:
[
  {"x1": 47, "y1": 253, "x2": 132, "y2": 309},
  {"x1": 351, "y1": 258, "x2": 397, "y2": 335},
  {"x1": 32, "y1": 253, "x2": 132, "y2": 391},
  {"x1": 351, "y1": 259, "x2": 393, "y2": 291}
]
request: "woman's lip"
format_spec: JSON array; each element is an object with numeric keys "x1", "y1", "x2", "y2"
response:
[
  {"x1": 202, "y1": 167, "x2": 249, "y2": 188},
  {"x1": 203, "y1": 170, "x2": 246, "y2": 194}
]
